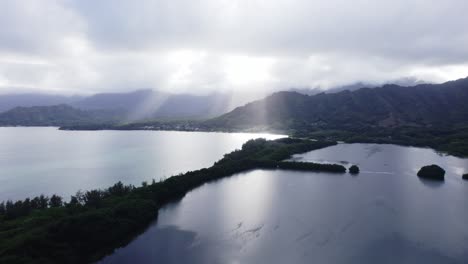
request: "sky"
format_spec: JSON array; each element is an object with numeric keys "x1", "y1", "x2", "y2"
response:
[{"x1": 1, "y1": 0, "x2": 468, "y2": 95}]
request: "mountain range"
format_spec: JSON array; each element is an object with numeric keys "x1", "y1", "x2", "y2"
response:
[
  {"x1": 1, "y1": 77, "x2": 468, "y2": 131},
  {"x1": 207, "y1": 77, "x2": 468, "y2": 131},
  {"x1": 0, "y1": 105, "x2": 122, "y2": 127},
  {"x1": 0, "y1": 90, "x2": 247, "y2": 125}
]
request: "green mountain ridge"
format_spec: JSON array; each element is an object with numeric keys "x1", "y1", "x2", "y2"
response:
[{"x1": 207, "y1": 77, "x2": 468, "y2": 131}]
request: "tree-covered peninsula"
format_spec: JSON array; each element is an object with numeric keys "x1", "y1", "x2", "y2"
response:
[{"x1": 0, "y1": 138, "x2": 345, "y2": 263}]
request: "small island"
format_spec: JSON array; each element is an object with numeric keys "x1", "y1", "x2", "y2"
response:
[
  {"x1": 417, "y1": 164, "x2": 445, "y2": 180},
  {"x1": 463, "y1": 173, "x2": 468, "y2": 180},
  {"x1": 349, "y1": 165, "x2": 360, "y2": 174}
]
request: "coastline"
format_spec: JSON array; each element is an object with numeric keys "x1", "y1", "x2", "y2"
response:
[{"x1": 0, "y1": 138, "x2": 344, "y2": 263}]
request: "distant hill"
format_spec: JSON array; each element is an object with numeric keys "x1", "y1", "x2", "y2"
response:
[
  {"x1": 71, "y1": 90, "x2": 233, "y2": 119},
  {"x1": 0, "y1": 94, "x2": 82, "y2": 112},
  {"x1": 0, "y1": 90, "x2": 238, "y2": 120},
  {"x1": 0, "y1": 105, "x2": 121, "y2": 126},
  {"x1": 71, "y1": 90, "x2": 153, "y2": 111},
  {"x1": 207, "y1": 77, "x2": 468, "y2": 131}
]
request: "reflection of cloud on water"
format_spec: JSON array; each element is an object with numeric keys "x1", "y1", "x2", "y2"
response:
[
  {"x1": 316, "y1": 229, "x2": 335, "y2": 247},
  {"x1": 371, "y1": 196, "x2": 398, "y2": 216},
  {"x1": 242, "y1": 224, "x2": 264, "y2": 237},
  {"x1": 99, "y1": 225, "x2": 205, "y2": 264},
  {"x1": 225, "y1": 222, "x2": 243, "y2": 234},
  {"x1": 417, "y1": 177, "x2": 445, "y2": 188},
  {"x1": 295, "y1": 229, "x2": 315, "y2": 242},
  {"x1": 364, "y1": 145, "x2": 383, "y2": 158},
  {"x1": 289, "y1": 158, "x2": 351, "y2": 165},
  {"x1": 453, "y1": 166, "x2": 467, "y2": 176},
  {"x1": 362, "y1": 171, "x2": 394, "y2": 175},
  {"x1": 339, "y1": 219, "x2": 357, "y2": 235},
  {"x1": 228, "y1": 223, "x2": 265, "y2": 250},
  {"x1": 349, "y1": 233, "x2": 458, "y2": 264}
]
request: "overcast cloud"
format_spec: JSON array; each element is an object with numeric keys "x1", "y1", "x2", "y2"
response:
[{"x1": 1, "y1": 0, "x2": 468, "y2": 95}]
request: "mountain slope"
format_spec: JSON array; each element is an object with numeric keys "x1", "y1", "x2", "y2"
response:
[
  {"x1": 0, "y1": 91, "x2": 240, "y2": 126},
  {"x1": 0, "y1": 105, "x2": 121, "y2": 126},
  {"x1": 0, "y1": 90, "x2": 237, "y2": 120},
  {"x1": 72, "y1": 90, "x2": 235, "y2": 119},
  {"x1": 207, "y1": 77, "x2": 468, "y2": 131},
  {"x1": 71, "y1": 90, "x2": 153, "y2": 111},
  {"x1": 0, "y1": 94, "x2": 82, "y2": 112}
]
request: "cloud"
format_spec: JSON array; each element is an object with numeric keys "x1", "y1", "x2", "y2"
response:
[{"x1": 0, "y1": 0, "x2": 467, "y2": 94}]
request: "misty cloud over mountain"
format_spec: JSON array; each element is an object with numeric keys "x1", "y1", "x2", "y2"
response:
[{"x1": 1, "y1": 0, "x2": 468, "y2": 95}]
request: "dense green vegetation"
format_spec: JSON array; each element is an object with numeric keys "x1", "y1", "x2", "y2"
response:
[
  {"x1": 276, "y1": 161, "x2": 346, "y2": 172},
  {"x1": 0, "y1": 138, "x2": 344, "y2": 263},
  {"x1": 417, "y1": 165, "x2": 446, "y2": 180},
  {"x1": 349, "y1": 165, "x2": 360, "y2": 174}
]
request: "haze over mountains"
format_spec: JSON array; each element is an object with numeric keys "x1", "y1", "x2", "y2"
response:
[
  {"x1": 289, "y1": 77, "x2": 427, "y2": 96},
  {"x1": 0, "y1": 94, "x2": 82, "y2": 112},
  {"x1": 71, "y1": 90, "x2": 236, "y2": 119},
  {"x1": 0, "y1": 90, "x2": 247, "y2": 122},
  {"x1": 1, "y1": 77, "x2": 467, "y2": 129},
  {"x1": 208, "y1": 77, "x2": 468, "y2": 131},
  {"x1": 0, "y1": 76, "x2": 426, "y2": 113}
]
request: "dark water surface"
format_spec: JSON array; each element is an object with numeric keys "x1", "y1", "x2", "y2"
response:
[
  {"x1": 0, "y1": 127, "x2": 282, "y2": 201},
  {"x1": 101, "y1": 143, "x2": 468, "y2": 264}
]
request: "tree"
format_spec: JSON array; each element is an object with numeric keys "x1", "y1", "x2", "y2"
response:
[
  {"x1": 5, "y1": 200, "x2": 14, "y2": 219},
  {"x1": 67, "y1": 195, "x2": 80, "y2": 207},
  {"x1": 74, "y1": 190, "x2": 86, "y2": 205},
  {"x1": 84, "y1": 190, "x2": 104, "y2": 207},
  {"x1": 31, "y1": 197, "x2": 40, "y2": 209},
  {"x1": 417, "y1": 164, "x2": 445, "y2": 180},
  {"x1": 49, "y1": 195, "x2": 63, "y2": 208},
  {"x1": 22, "y1": 198, "x2": 32, "y2": 215},
  {"x1": 349, "y1": 165, "x2": 360, "y2": 174},
  {"x1": 38, "y1": 195, "x2": 49, "y2": 209},
  {"x1": 107, "y1": 181, "x2": 133, "y2": 196}
]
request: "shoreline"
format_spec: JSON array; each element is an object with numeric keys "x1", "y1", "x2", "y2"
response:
[{"x1": 0, "y1": 138, "x2": 346, "y2": 263}]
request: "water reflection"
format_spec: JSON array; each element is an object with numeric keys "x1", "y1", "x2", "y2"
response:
[
  {"x1": 0, "y1": 127, "x2": 283, "y2": 201},
  {"x1": 101, "y1": 143, "x2": 468, "y2": 264},
  {"x1": 417, "y1": 177, "x2": 445, "y2": 188},
  {"x1": 350, "y1": 234, "x2": 458, "y2": 264}
]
